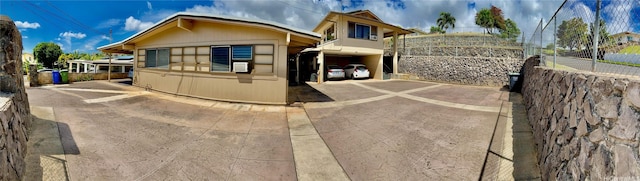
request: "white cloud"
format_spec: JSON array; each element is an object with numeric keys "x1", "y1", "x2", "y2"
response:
[
  {"x1": 96, "y1": 19, "x2": 121, "y2": 29},
  {"x1": 603, "y1": 0, "x2": 633, "y2": 34},
  {"x1": 176, "y1": 0, "x2": 564, "y2": 42},
  {"x1": 147, "y1": 1, "x2": 153, "y2": 10},
  {"x1": 15, "y1": 21, "x2": 40, "y2": 29},
  {"x1": 83, "y1": 35, "x2": 111, "y2": 51},
  {"x1": 58, "y1": 31, "x2": 87, "y2": 50},
  {"x1": 59, "y1": 31, "x2": 87, "y2": 39},
  {"x1": 124, "y1": 16, "x2": 154, "y2": 32},
  {"x1": 22, "y1": 36, "x2": 28, "y2": 39}
]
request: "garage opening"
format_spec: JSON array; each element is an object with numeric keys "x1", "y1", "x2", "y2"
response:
[{"x1": 323, "y1": 54, "x2": 381, "y2": 81}]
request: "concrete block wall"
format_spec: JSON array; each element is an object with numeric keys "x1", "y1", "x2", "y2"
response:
[
  {"x1": 521, "y1": 56, "x2": 640, "y2": 180},
  {"x1": 0, "y1": 15, "x2": 32, "y2": 180},
  {"x1": 36, "y1": 72, "x2": 129, "y2": 85},
  {"x1": 398, "y1": 56, "x2": 523, "y2": 86}
]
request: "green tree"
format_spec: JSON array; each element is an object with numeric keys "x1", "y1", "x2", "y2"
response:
[
  {"x1": 437, "y1": 12, "x2": 456, "y2": 33},
  {"x1": 588, "y1": 19, "x2": 610, "y2": 48},
  {"x1": 475, "y1": 9, "x2": 494, "y2": 34},
  {"x1": 429, "y1": 26, "x2": 445, "y2": 34},
  {"x1": 546, "y1": 43, "x2": 555, "y2": 50},
  {"x1": 33, "y1": 42, "x2": 63, "y2": 68},
  {"x1": 557, "y1": 18, "x2": 588, "y2": 51},
  {"x1": 57, "y1": 53, "x2": 72, "y2": 68},
  {"x1": 499, "y1": 19, "x2": 521, "y2": 42}
]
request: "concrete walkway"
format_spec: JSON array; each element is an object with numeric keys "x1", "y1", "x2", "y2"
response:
[{"x1": 25, "y1": 79, "x2": 541, "y2": 180}]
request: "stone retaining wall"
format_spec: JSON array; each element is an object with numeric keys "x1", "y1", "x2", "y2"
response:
[
  {"x1": 0, "y1": 15, "x2": 32, "y2": 180},
  {"x1": 398, "y1": 56, "x2": 523, "y2": 86},
  {"x1": 522, "y1": 56, "x2": 640, "y2": 180}
]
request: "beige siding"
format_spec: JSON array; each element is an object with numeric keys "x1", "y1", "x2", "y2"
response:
[
  {"x1": 131, "y1": 21, "x2": 290, "y2": 104},
  {"x1": 361, "y1": 54, "x2": 383, "y2": 79},
  {"x1": 336, "y1": 16, "x2": 384, "y2": 50}
]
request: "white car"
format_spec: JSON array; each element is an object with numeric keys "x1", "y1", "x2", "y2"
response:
[
  {"x1": 325, "y1": 65, "x2": 345, "y2": 80},
  {"x1": 343, "y1": 64, "x2": 370, "y2": 79}
]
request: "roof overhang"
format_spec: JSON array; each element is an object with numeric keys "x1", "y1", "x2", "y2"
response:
[
  {"x1": 98, "y1": 12, "x2": 320, "y2": 54},
  {"x1": 312, "y1": 11, "x2": 413, "y2": 37}
]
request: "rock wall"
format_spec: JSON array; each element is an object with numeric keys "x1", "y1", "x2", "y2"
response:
[
  {"x1": 398, "y1": 56, "x2": 523, "y2": 86},
  {"x1": 0, "y1": 16, "x2": 32, "y2": 180},
  {"x1": 522, "y1": 56, "x2": 640, "y2": 180}
]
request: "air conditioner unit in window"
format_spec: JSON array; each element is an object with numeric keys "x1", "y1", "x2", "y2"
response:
[
  {"x1": 233, "y1": 62, "x2": 249, "y2": 73},
  {"x1": 370, "y1": 35, "x2": 378, "y2": 40}
]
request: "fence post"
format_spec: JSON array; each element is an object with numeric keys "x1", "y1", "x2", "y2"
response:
[
  {"x1": 591, "y1": 0, "x2": 601, "y2": 72},
  {"x1": 539, "y1": 19, "x2": 544, "y2": 66},
  {"x1": 553, "y1": 17, "x2": 557, "y2": 69}
]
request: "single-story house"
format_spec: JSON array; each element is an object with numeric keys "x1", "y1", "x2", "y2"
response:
[
  {"x1": 68, "y1": 56, "x2": 134, "y2": 73},
  {"x1": 98, "y1": 12, "x2": 320, "y2": 104},
  {"x1": 611, "y1": 31, "x2": 640, "y2": 44}
]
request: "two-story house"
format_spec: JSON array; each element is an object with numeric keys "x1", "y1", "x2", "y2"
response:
[{"x1": 299, "y1": 10, "x2": 411, "y2": 83}]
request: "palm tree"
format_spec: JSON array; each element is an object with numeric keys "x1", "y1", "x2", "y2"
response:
[
  {"x1": 437, "y1": 12, "x2": 456, "y2": 33},
  {"x1": 475, "y1": 9, "x2": 494, "y2": 34}
]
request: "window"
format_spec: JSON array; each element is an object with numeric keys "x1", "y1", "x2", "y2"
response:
[
  {"x1": 211, "y1": 46, "x2": 231, "y2": 72},
  {"x1": 144, "y1": 48, "x2": 170, "y2": 69},
  {"x1": 348, "y1": 22, "x2": 377, "y2": 40},
  {"x1": 628, "y1": 36, "x2": 633, "y2": 42},
  {"x1": 232, "y1": 46, "x2": 253, "y2": 61},
  {"x1": 324, "y1": 24, "x2": 336, "y2": 42},
  {"x1": 146, "y1": 50, "x2": 157, "y2": 67}
]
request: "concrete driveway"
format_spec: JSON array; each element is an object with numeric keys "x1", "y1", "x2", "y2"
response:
[
  {"x1": 26, "y1": 79, "x2": 538, "y2": 180},
  {"x1": 26, "y1": 80, "x2": 293, "y2": 180}
]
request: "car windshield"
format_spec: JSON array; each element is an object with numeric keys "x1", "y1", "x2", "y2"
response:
[
  {"x1": 327, "y1": 65, "x2": 341, "y2": 69},
  {"x1": 356, "y1": 66, "x2": 367, "y2": 70}
]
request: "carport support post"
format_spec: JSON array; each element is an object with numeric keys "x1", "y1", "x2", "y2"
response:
[
  {"x1": 317, "y1": 51, "x2": 324, "y2": 84},
  {"x1": 393, "y1": 32, "x2": 399, "y2": 76}
]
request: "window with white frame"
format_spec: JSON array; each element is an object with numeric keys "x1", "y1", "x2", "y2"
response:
[{"x1": 348, "y1": 22, "x2": 377, "y2": 40}]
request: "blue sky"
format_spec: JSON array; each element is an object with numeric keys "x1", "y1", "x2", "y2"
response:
[{"x1": 2, "y1": 0, "x2": 636, "y2": 54}]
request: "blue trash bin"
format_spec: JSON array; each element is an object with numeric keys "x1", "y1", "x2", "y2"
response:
[{"x1": 52, "y1": 70, "x2": 62, "y2": 84}]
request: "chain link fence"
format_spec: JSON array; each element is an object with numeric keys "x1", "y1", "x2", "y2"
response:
[
  {"x1": 385, "y1": 33, "x2": 522, "y2": 58},
  {"x1": 525, "y1": 0, "x2": 640, "y2": 77}
]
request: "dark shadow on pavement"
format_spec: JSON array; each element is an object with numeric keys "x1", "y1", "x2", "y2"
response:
[
  {"x1": 25, "y1": 108, "x2": 79, "y2": 181},
  {"x1": 288, "y1": 82, "x2": 334, "y2": 104}
]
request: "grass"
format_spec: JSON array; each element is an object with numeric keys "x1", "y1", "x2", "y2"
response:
[
  {"x1": 546, "y1": 61, "x2": 576, "y2": 71},
  {"x1": 619, "y1": 45, "x2": 640, "y2": 54},
  {"x1": 598, "y1": 60, "x2": 640, "y2": 67}
]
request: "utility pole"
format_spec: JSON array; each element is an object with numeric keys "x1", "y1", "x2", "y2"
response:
[{"x1": 108, "y1": 29, "x2": 112, "y2": 81}]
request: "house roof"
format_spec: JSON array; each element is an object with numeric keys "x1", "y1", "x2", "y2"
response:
[
  {"x1": 346, "y1": 10, "x2": 383, "y2": 22},
  {"x1": 610, "y1": 31, "x2": 640, "y2": 37},
  {"x1": 98, "y1": 12, "x2": 321, "y2": 53},
  {"x1": 312, "y1": 10, "x2": 412, "y2": 37}
]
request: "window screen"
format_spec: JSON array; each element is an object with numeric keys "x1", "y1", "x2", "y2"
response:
[
  {"x1": 157, "y1": 49, "x2": 170, "y2": 69},
  {"x1": 146, "y1": 50, "x2": 157, "y2": 68}
]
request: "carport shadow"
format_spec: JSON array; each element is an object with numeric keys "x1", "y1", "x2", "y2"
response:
[
  {"x1": 25, "y1": 107, "x2": 79, "y2": 181},
  {"x1": 288, "y1": 82, "x2": 334, "y2": 104}
]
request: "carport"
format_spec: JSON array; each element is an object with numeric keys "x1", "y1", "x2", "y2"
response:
[{"x1": 296, "y1": 50, "x2": 385, "y2": 83}]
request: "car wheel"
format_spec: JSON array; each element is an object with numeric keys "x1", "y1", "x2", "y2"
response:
[{"x1": 351, "y1": 73, "x2": 355, "y2": 80}]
